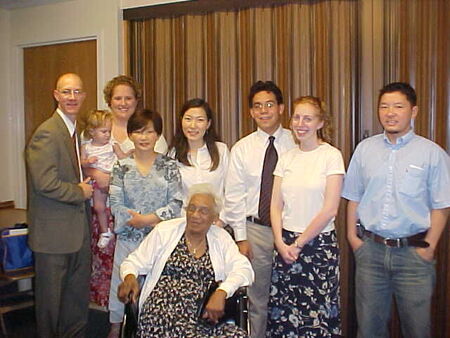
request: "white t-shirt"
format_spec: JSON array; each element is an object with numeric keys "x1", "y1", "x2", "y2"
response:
[{"x1": 274, "y1": 143, "x2": 345, "y2": 233}]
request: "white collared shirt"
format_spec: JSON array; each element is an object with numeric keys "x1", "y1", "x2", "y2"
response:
[
  {"x1": 56, "y1": 108, "x2": 83, "y2": 181},
  {"x1": 169, "y1": 142, "x2": 229, "y2": 221},
  {"x1": 225, "y1": 126, "x2": 297, "y2": 241}
]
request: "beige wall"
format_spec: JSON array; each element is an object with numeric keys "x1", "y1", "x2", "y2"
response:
[{"x1": 0, "y1": 0, "x2": 125, "y2": 207}]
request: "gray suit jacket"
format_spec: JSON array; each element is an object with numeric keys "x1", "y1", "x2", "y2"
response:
[{"x1": 26, "y1": 112, "x2": 91, "y2": 254}]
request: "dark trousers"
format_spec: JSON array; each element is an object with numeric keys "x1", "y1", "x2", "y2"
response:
[{"x1": 34, "y1": 230, "x2": 91, "y2": 338}]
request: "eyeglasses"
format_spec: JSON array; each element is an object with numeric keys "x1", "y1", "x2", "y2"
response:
[
  {"x1": 253, "y1": 102, "x2": 276, "y2": 110},
  {"x1": 58, "y1": 89, "x2": 84, "y2": 97},
  {"x1": 185, "y1": 205, "x2": 211, "y2": 216}
]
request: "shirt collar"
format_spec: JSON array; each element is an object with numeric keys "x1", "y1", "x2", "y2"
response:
[
  {"x1": 383, "y1": 129, "x2": 415, "y2": 147},
  {"x1": 256, "y1": 124, "x2": 284, "y2": 142},
  {"x1": 56, "y1": 108, "x2": 77, "y2": 137}
]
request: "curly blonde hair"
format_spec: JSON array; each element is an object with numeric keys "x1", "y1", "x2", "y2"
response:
[
  {"x1": 291, "y1": 96, "x2": 333, "y2": 144},
  {"x1": 103, "y1": 75, "x2": 142, "y2": 107},
  {"x1": 85, "y1": 110, "x2": 113, "y2": 139}
]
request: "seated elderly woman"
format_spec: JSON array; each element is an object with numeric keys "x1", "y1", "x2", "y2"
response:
[{"x1": 118, "y1": 183, "x2": 254, "y2": 337}]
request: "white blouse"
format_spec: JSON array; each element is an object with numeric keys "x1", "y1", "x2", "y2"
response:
[{"x1": 169, "y1": 142, "x2": 229, "y2": 221}]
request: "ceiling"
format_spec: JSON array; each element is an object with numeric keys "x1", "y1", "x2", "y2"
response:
[{"x1": 0, "y1": 0, "x2": 71, "y2": 10}]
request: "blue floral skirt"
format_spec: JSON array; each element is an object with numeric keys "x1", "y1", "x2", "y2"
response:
[{"x1": 266, "y1": 229, "x2": 341, "y2": 337}]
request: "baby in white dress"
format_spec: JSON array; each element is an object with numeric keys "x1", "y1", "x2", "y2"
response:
[{"x1": 81, "y1": 110, "x2": 131, "y2": 248}]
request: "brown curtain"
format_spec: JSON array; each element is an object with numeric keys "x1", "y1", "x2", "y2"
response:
[
  {"x1": 127, "y1": 2, "x2": 358, "y2": 151},
  {"x1": 125, "y1": 0, "x2": 450, "y2": 336}
]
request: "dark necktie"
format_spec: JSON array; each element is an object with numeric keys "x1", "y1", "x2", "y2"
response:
[{"x1": 258, "y1": 136, "x2": 278, "y2": 226}]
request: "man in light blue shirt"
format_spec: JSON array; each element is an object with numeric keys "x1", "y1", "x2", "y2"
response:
[{"x1": 342, "y1": 82, "x2": 450, "y2": 338}]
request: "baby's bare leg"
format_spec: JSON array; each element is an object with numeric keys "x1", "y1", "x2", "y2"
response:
[{"x1": 93, "y1": 188, "x2": 109, "y2": 234}]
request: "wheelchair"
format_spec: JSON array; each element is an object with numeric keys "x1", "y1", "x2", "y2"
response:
[{"x1": 120, "y1": 276, "x2": 249, "y2": 338}]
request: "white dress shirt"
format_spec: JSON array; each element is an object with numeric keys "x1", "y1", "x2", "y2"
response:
[
  {"x1": 120, "y1": 217, "x2": 254, "y2": 310},
  {"x1": 225, "y1": 126, "x2": 296, "y2": 241}
]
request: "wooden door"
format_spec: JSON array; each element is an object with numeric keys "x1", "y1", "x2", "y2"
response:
[{"x1": 24, "y1": 39, "x2": 97, "y2": 143}]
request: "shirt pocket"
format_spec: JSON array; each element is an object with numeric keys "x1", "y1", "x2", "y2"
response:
[{"x1": 399, "y1": 165, "x2": 426, "y2": 197}]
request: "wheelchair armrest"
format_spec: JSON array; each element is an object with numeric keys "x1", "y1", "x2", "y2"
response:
[
  {"x1": 121, "y1": 301, "x2": 138, "y2": 338},
  {"x1": 223, "y1": 286, "x2": 249, "y2": 332}
]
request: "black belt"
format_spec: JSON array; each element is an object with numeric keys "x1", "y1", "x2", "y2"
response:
[
  {"x1": 358, "y1": 225, "x2": 429, "y2": 248},
  {"x1": 246, "y1": 216, "x2": 269, "y2": 227}
]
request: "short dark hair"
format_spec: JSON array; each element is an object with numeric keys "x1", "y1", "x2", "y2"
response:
[
  {"x1": 248, "y1": 81, "x2": 283, "y2": 107},
  {"x1": 127, "y1": 109, "x2": 163, "y2": 135},
  {"x1": 378, "y1": 82, "x2": 417, "y2": 107}
]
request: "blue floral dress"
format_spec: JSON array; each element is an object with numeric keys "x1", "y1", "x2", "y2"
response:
[
  {"x1": 110, "y1": 154, "x2": 183, "y2": 242},
  {"x1": 108, "y1": 154, "x2": 183, "y2": 322}
]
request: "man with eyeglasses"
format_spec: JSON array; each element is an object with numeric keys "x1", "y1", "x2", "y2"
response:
[
  {"x1": 26, "y1": 73, "x2": 93, "y2": 337},
  {"x1": 225, "y1": 81, "x2": 296, "y2": 337}
]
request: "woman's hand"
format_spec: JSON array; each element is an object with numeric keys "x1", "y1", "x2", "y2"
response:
[
  {"x1": 118, "y1": 274, "x2": 139, "y2": 304},
  {"x1": 275, "y1": 240, "x2": 301, "y2": 264},
  {"x1": 127, "y1": 210, "x2": 148, "y2": 228},
  {"x1": 81, "y1": 156, "x2": 98, "y2": 168},
  {"x1": 87, "y1": 156, "x2": 98, "y2": 164},
  {"x1": 127, "y1": 211, "x2": 160, "y2": 228},
  {"x1": 202, "y1": 289, "x2": 227, "y2": 324}
]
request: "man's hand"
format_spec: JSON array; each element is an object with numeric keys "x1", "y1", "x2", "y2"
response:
[
  {"x1": 415, "y1": 246, "x2": 435, "y2": 262},
  {"x1": 78, "y1": 177, "x2": 93, "y2": 199},
  {"x1": 214, "y1": 219, "x2": 225, "y2": 228},
  {"x1": 202, "y1": 289, "x2": 227, "y2": 324},
  {"x1": 118, "y1": 274, "x2": 140, "y2": 304},
  {"x1": 237, "y1": 240, "x2": 253, "y2": 260},
  {"x1": 348, "y1": 235, "x2": 364, "y2": 252}
]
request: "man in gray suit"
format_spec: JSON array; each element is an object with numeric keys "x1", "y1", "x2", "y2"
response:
[{"x1": 26, "y1": 73, "x2": 93, "y2": 337}]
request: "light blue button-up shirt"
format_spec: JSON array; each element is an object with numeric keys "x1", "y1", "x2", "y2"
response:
[{"x1": 342, "y1": 130, "x2": 450, "y2": 238}]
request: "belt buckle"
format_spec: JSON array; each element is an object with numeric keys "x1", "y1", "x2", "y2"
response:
[{"x1": 384, "y1": 237, "x2": 401, "y2": 248}]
